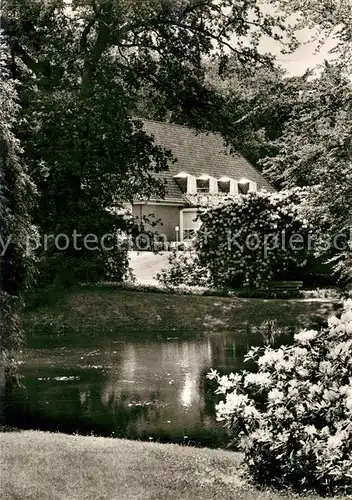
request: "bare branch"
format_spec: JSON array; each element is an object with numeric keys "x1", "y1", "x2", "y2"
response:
[
  {"x1": 80, "y1": 8, "x2": 101, "y2": 53},
  {"x1": 181, "y1": 1, "x2": 213, "y2": 17},
  {"x1": 81, "y1": 17, "x2": 111, "y2": 94},
  {"x1": 10, "y1": 40, "x2": 41, "y2": 76},
  {"x1": 163, "y1": 20, "x2": 238, "y2": 53}
]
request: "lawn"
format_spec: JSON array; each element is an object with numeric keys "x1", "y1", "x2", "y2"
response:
[{"x1": 0, "y1": 431, "x2": 343, "y2": 500}]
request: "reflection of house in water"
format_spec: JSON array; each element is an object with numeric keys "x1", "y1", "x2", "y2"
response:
[{"x1": 100, "y1": 339, "x2": 213, "y2": 432}]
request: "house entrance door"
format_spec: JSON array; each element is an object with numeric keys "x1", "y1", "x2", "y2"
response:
[{"x1": 180, "y1": 209, "x2": 202, "y2": 242}]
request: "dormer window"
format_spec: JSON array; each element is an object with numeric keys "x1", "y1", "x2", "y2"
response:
[
  {"x1": 196, "y1": 174, "x2": 218, "y2": 194},
  {"x1": 218, "y1": 176, "x2": 231, "y2": 193},
  {"x1": 174, "y1": 172, "x2": 188, "y2": 193},
  {"x1": 196, "y1": 174, "x2": 210, "y2": 193},
  {"x1": 238, "y1": 178, "x2": 250, "y2": 194},
  {"x1": 218, "y1": 177, "x2": 238, "y2": 195},
  {"x1": 238, "y1": 178, "x2": 257, "y2": 194},
  {"x1": 174, "y1": 172, "x2": 197, "y2": 194}
]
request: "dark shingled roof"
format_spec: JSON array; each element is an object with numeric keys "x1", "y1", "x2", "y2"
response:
[{"x1": 142, "y1": 119, "x2": 275, "y2": 200}]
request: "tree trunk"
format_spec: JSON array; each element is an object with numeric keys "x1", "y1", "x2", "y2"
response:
[{"x1": 0, "y1": 353, "x2": 5, "y2": 425}]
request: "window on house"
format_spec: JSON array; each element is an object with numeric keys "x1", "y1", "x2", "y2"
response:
[
  {"x1": 173, "y1": 172, "x2": 189, "y2": 193},
  {"x1": 181, "y1": 209, "x2": 201, "y2": 241},
  {"x1": 174, "y1": 173, "x2": 198, "y2": 194},
  {"x1": 196, "y1": 176, "x2": 210, "y2": 193},
  {"x1": 238, "y1": 178, "x2": 250, "y2": 194},
  {"x1": 218, "y1": 178, "x2": 231, "y2": 193}
]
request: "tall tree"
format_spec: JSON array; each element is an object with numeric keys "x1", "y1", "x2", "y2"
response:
[
  {"x1": 262, "y1": 64, "x2": 352, "y2": 283},
  {"x1": 202, "y1": 58, "x2": 309, "y2": 168},
  {"x1": 0, "y1": 30, "x2": 35, "y2": 422}
]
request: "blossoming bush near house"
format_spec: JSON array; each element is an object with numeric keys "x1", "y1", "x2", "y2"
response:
[
  {"x1": 196, "y1": 190, "x2": 311, "y2": 288},
  {"x1": 156, "y1": 248, "x2": 212, "y2": 287},
  {"x1": 208, "y1": 300, "x2": 352, "y2": 495}
]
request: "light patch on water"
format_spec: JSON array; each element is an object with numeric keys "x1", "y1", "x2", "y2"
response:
[
  {"x1": 127, "y1": 401, "x2": 155, "y2": 407},
  {"x1": 37, "y1": 376, "x2": 80, "y2": 382},
  {"x1": 179, "y1": 372, "x2": 199, "y2": 409},
  {"x1": 54, "y1": 376, "x2": 80, "y2": 381}
]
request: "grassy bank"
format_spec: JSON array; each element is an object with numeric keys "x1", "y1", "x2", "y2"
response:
[
  {"x1": 0, "y1": 431, "x2": 342, "y2": 500},
  {"x1": 22, "y1": 285, "x2": 339, "y2": 347}
]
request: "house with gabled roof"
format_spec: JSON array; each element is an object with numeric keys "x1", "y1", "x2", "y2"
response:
[{"x1": 132, "y1": 119, "x2": 275, "y2": 243}]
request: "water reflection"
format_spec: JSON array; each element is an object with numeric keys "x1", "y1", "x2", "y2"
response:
[
  {"x1": 100, "y1": 339, "x2": 215, "y2": 437},
  {"x1": 4, "y1": 329, "x2": 275, "y2": 446},
  {"x1": 5, "y1": 300, "x2": 335, "y2": 447}
]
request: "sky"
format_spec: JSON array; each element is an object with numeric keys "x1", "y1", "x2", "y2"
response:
[
  {"x1": 260, "y1": 28, "x2": 338, "y2": 76},
  {"x1": 255, "y1": 2, "x2": 340, "y2": 76}
]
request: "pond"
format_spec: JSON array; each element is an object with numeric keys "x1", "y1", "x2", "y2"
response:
[{"x1": 4, "y1": 297, "x2": 337, "y2": 448}]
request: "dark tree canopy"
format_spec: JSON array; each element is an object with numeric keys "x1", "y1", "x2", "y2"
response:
[{"x1": 0, "y1": 31, "x2": 35, "y2": 402}]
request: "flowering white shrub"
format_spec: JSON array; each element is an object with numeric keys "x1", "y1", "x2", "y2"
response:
[
  {"x1": 156, "y1": 248, "x2": 212, "y2": 287},
  {"x1": 208, "y1": 300, "x2": 352, "y2": 495},
  {"x1": 196, "y1": 190, "x2": 312, "y2": 288}
]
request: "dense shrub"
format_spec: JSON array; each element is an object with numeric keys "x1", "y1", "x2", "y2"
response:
[
  {"x1": 156, "y1": 248, "x2": 212, "y2": 287},
  {"x1": 208, "y1": 299, "x2": 352, "y2": 495},
  {"x1": 113, "y1": 281, "x2": 218, "y2": 296},
  {"x1": 297, "y1": 183, "x2": 352, "y2": 287},
  {"x1": 36, "y1": 239, "x2": 131, "y2": 287},
  {"x1": 195, "y1": 190, "x2": 313, "y2": 288},
  {"x1": 302, "y1": 288, "x2": 342, "y2": 301}
]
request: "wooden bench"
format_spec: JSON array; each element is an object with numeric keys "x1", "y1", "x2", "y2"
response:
[
  {"x1": 265, "y1": 281, "x2": 303, "y2": 291},
  {"x1": 260, "y1": 281, "x2": 303, "y2": 298}
]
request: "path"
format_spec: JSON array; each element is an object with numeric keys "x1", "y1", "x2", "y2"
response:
[{"x1": 129, "y1": 251, "x2": 171, "y2": 284}]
